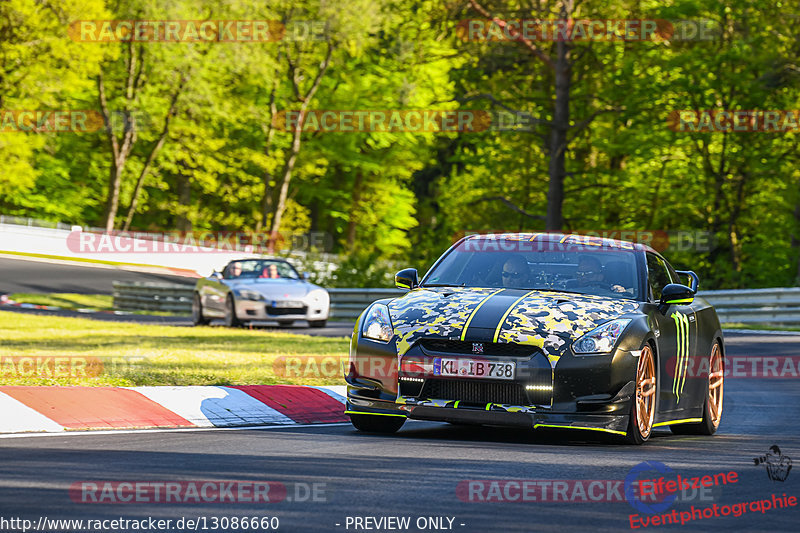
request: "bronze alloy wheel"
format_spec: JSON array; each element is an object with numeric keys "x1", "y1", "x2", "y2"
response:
[
  {"x1": 635, "y1": 345, "x2": 657, "y2": 439},
  {"x1": 708, "y1": 342, "x2": 724, "y2": 429}
]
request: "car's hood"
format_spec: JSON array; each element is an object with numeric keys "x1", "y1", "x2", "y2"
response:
[
  {"x1": 388, "y1": 287, "x2": 639, "y2": 356},
  {"x1": 224, "y1": 278, "x2": 320, "y2": 299}
]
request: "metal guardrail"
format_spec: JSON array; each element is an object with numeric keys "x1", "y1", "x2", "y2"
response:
[
  {"x1": 112, "y1": 283, "x2": 402, "y2": 318},
  {"x1": 698, "y1": 288, "x2": 800, "y2": 324},
  {"x1": 113, "y1": 281, "x2": 194, "y2": 313},
  {"x1": 328, "y1": 288, "x2": 404, "y2": 320},
  {"x1": 112, "y1": 282, "x2": 800, "y2": 325}
]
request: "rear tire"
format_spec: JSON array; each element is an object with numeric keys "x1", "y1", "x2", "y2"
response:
[
  {"x1": 624, "y1": 344, "x2": 656, "y2": 445},
  {"x1": 671, "y1": 341, "x2": 723, "y2": 436},
  {"x1": 192, "y1": 293, "x2": 210, "y2": 326},
  {"x1": 349, "y1": 414, "x2": 405, "y2": 434},
  {"x1": 224, "y1": 295, "x2": 242, "y2": 328},
  {"x1": 308, "y1": 320, "x2": 327, "y2": 328}
]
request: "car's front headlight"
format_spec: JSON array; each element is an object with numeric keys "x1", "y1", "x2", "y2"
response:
[
  {"x1": 308, "y1": 288, "x2": 329, "y2": 304},
  {"x1": 362, "y1": 303, "x2": 393, "y2": 343},
  {"x1": 572, "y1": 319, "x2": 631, "y2": 354},
  {"x1": 238, "y1": 289, "x2": 265, "y2": 301}
]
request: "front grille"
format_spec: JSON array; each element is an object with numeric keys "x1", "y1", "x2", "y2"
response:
[
  {"x1": 419, "y1": 379, "x2": 527, "y2": 405},
  {"x1": 420, "y1": 339, "x2": 536, "y2": 357},
  {"x1": 266, "y1": 305, "x2": 307, "y2": 316}
]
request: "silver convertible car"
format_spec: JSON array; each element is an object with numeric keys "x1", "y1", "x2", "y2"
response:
[{"x1": 192, "y1": 259, "x2": 330, "y2": 327}]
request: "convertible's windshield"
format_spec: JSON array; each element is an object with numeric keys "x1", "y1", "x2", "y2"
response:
[
  {"x1": 422, "y1": 239, "x2": 641, "y2": 299},
  {"x1": 223, "y1": 260, "x2": 300, "y2": 280}
]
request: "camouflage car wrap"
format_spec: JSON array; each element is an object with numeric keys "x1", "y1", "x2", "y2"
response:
[{"x1": 389, "y1": 287, "x2": 639, "y2": 368}]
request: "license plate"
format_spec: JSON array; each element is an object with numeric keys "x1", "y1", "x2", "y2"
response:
[
  {"x1": 272, "y1": 300, "x2": 303, "y2": 308},
  {"x1": 433, "y1": 358, "x2": 515, "y2": 380}
]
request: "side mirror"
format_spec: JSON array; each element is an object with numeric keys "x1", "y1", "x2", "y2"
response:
[
  {"x1": 675, "y1": 270, "x2": 699, "y2": 293},
  {"x1": 659, "y1": 283, "x2": 694, "y2": 310},
  {"x1": 395, "y1": 268, "x2": 418, "y2": 290},
  {"x1": 302, "y1": 272, "x2": 311, "y2": 280},
  {"x1": 211, "y1": 272, "x2": 223, "y2": 281}
]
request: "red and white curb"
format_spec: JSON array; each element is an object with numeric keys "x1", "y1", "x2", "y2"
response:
[{"x1": 0, "y1": 385, "x2": 347, "y2": 434}]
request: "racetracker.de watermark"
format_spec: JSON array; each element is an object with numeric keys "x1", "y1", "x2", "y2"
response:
[
  {"x1": 1, "y1": 110, "x2": 152, "y2": 134},
  {"x1": 69, "y1": 20, "x2": 326, "y2": 42},
  {"x1": 274, "y1": 110, "x2": 493, "y2": 133},
  {"x1": 66, "y1": 230, "x2": 333, "y2": 254},
  {"x1": 1, "y1": 110, "x2": 104, "y2": 133},
  {"x1": 69, "y1": 481, "x2": 325, "y2": 504},
  {"x1": 666, "y1": 355, "x2": 800, "y2": 379},
  {"x1": 457, "y1": 18, "x2": 718, "y2": 42},
  {"x1": 1, "y1": 356, "x2": 143, "y2": 379},
  {"x1": 452, "y1": 231, "x2": 715, "y2": 252},
  {"x1": 668, "y1": 110, "x2": 800, "y2": 132}
]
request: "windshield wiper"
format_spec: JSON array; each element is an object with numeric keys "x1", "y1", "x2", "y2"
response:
[{"x1": 421, "y1": 283, "x2": 466, "y2": 288}]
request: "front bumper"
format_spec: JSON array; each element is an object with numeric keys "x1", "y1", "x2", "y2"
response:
[
  {"x1": 235, "y1": 299, "x2": 329, "y2": 321},
  {"x1": 346, "y1": 387, "x2": 633, "y2": 436}
]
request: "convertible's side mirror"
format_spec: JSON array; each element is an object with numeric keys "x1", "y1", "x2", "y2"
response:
[
  {"x1": 211, "y1": 271, "x2": 223, "y2": 281},
  {"x1": 302, "y1": 272, "x2": 311, "y2": 280},
  {"x1": 395, "y1": 268, "x2": 418, "y2": 290},
  {"x1": 659, "y1": 283, "x2": 694, "y2": 312}
]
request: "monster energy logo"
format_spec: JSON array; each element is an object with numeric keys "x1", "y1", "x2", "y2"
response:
[{"x1": 672, "y1": 312, "x2": 690, "y2": 403}]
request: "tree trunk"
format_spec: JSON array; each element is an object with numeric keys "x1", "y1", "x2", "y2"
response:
[
  {"x1": 104, "y1": 163, "x2": 123, "y2": 232},
  {"x1": 545, "y1": 37, "x2": 571, "y2": 231},
  {"x1": 346, "y1": 171, "x2": 364, "y2": 249},
  {"x1": 177, "y1": 168, "x2": 191, "y2": 233},
  {"x1": 122, "y1": 74, "x2": 187, "y2": 231},
  {"x1": 269, "y1": 43, "x2": 333, "y2": 245},
  {"x1": 257, "y1": 73, "x2": 280, "y2": 232}
]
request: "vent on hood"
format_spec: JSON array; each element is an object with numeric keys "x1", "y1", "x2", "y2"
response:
[{"x1": 419, "y1": 339, "x2": 536, "y2": 358}]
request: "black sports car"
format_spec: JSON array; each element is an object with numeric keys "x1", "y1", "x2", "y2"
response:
[{"x1": 344, "y1": 233, "x2": 724, "y2": 444}]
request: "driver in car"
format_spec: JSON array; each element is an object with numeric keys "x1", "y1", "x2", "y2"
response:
[
  {"x1": 575, "y1": 255, "x2": 626, "y2": 294},
  {"x1": 501, "y1": 255, "x2": 530, "y2": 289},
  {"x1": 225, "y1": 262, "x2": 243, "y2": 279}
]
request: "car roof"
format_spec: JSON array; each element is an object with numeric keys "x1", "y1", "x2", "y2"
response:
[
  {"x1": 463, "y1": 232, "x2": 656, "y2": 253},
  {"x1": 229, "y1": 258, "x2": 288, "y2": 262}
]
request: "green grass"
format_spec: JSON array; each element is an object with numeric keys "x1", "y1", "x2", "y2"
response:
[
  {"x1": 722, "y1": 322, "x2": 800, "y2": 332},
  {"x1": 9, "y1": 292, "x2": 184, "y2": 316},
  {"x1": 0, "y1": 311, "x2": 349, "y2": 387},
  {"x1": 10, "y1": 293, "x2": 114, "y2": 311}
]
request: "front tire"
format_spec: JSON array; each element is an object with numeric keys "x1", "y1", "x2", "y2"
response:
[
  {"x1": 671, "y1": 341, "x2": 723, "y2": 435},
  {"x1": 192, "y1": 293, "x2": 210, "y2": 326},
  {"x1": 224, "y1": 295, "x2": 242, "y2": 328},
  {"x1": 625, "y1": 344, "x2": 656, "y2": 445},
  {"x1": 349, "y1": 414, "x2": 405, "y2": 434},
  {"x1": 308, "y1": 320, "x2": 327, "y2": 328}
]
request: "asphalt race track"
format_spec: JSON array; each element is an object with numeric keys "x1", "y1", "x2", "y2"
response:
[
  {"x1": 1, "y1": 333, "x2": 798, "y2": 533},
  {"x1": 0, "y1": 256, "x2": 193, "y2": 295},
  {"x1": 0, "y1": 256, "x2": 354, "y2": 336}
]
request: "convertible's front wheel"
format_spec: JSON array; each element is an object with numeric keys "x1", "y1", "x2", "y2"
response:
[
  {"x1": 671, "y1": 341, "x2": 723, "y2": 435},
  {"x1": 224, "y1": 295, "x2": 242, "y2": 328},
  {"x1": 349, "y1": 414, "x2": 405, "y2": 434},
  {"x1": 192, "y1": 293, "x2": 210, "y2": 326},
  {"x1": 625, "y1": 344, "x2": 656, "y2": 445}
]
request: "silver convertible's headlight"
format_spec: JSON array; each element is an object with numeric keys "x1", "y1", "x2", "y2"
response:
[
  {"x1": 237, "y1": 289, "x2": 265, "y2": 301},
  {"x1": 362, "y1": 303, "x2": 393, "y2": 343},
  {"x1": 308, "y1": 288, "x2": 329, "y2": 304},
  {"x1": 572, "y1": 319, "x2": 631, "y2": 354}
]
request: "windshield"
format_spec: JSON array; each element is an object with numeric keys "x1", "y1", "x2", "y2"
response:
[
  {"x1": 422, "y1": 239, "x2": 641, "y2": 299},
  {"x1": 223, "y1": 260, "x2": 300, "y2": 280}
]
